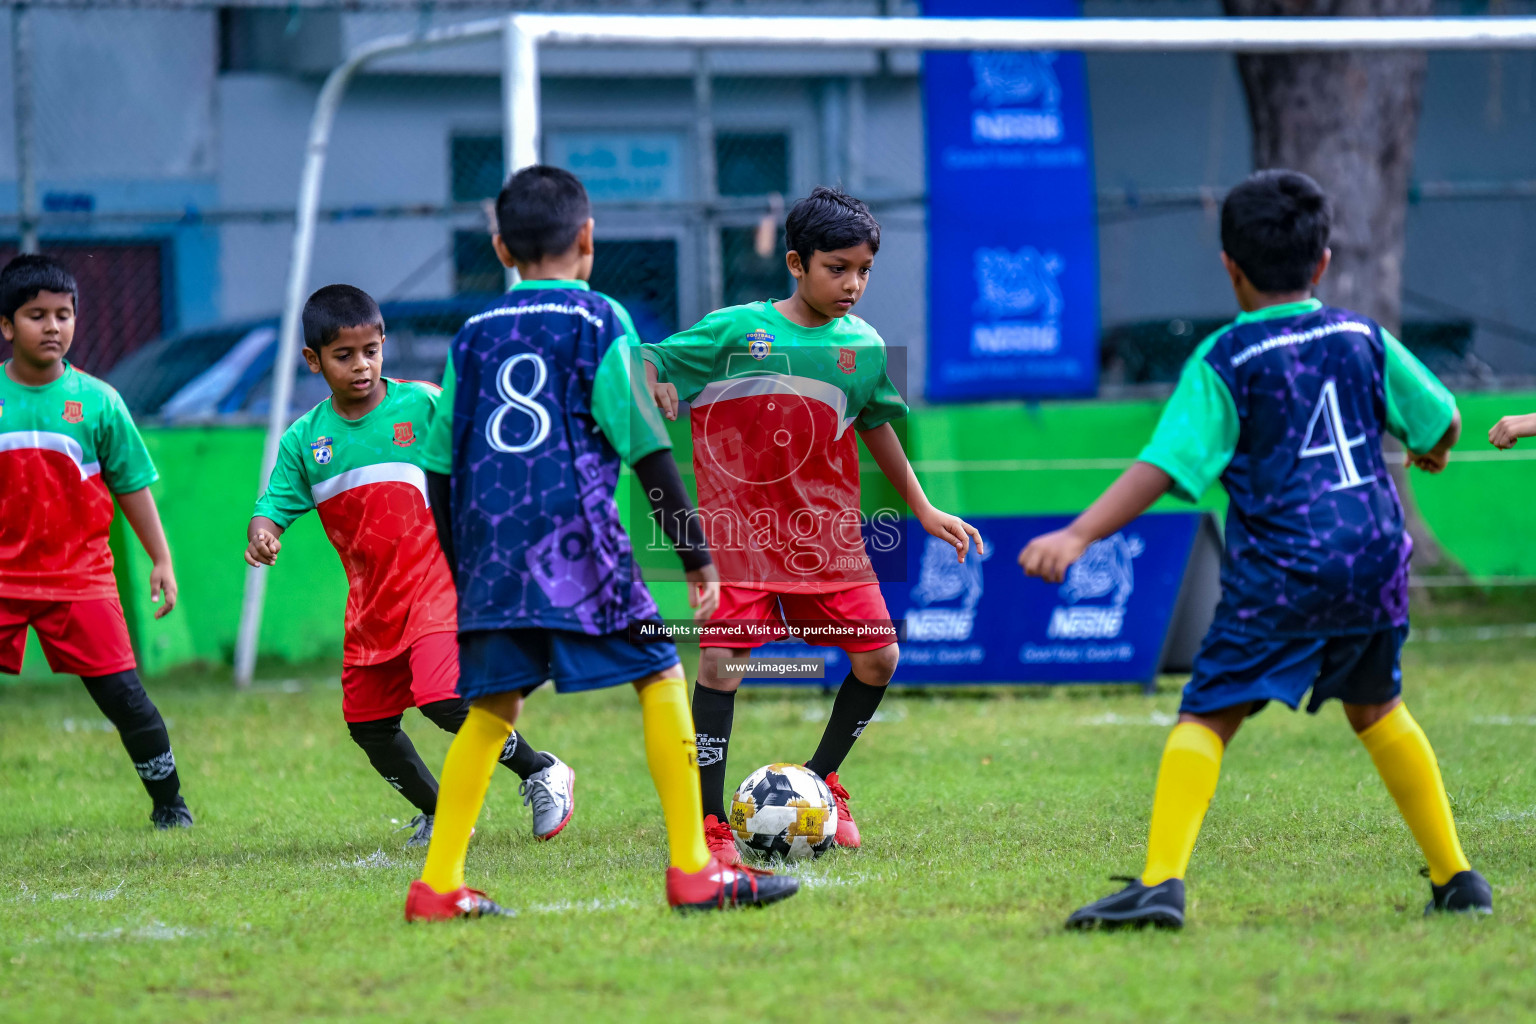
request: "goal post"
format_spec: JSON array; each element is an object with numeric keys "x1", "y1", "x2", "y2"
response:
[{"x1": 232, "y1": 12, "x2": 1536, "y2": 686}]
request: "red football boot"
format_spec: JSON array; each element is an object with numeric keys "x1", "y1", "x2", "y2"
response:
[
  {"x1": 666, "y1": 854, "x2": 800, "y2": 911},
  {"x1": 703, "y1": 813, "x2": 743, "y2": 866},
  {"x1": 404, "y1": 879, "x2": 512, "y2": 922},
  {"x1": 824, "y1": 772, "x2": 861, "y2": 849}
]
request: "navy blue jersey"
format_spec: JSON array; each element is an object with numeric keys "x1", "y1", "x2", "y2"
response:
[
  {"x1": 1141, "y1": 299, "x2": 1457, "y2": 637},
  {"x1": 424, "y1": 280, "x2": 674, "y2": 634}
]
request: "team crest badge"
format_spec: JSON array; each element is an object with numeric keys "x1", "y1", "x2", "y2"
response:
[
  {"x1": 746, "y1": 329, "x2": 774, "y2": 360},
  {"x1": 310, "y1": 436, "x2": 334, "y2": 465},
  {"x1": 837, "y1": 347, "x2": 857, "y2": 374},
  {"x1": 0, "y1": 398, "x2": 5, "y2": 419},
  {"x1": 392, "y1": 422, "x2": 416, "y2": 447},
  {"x1": 62, "y1": 400, "x2": 84, "y2": 423}
]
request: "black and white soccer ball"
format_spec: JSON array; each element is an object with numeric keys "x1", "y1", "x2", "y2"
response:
[{"x1": 728, "y1": 763, "x2": 838, "y2": 862}]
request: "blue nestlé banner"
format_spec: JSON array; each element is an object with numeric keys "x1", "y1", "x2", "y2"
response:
[
  {"x1": 922, "y1": 0, "x2": 1100, "y2": 400},
  {"x1": 749, "y1": 513, "x2": 1206, "y2": 686}
]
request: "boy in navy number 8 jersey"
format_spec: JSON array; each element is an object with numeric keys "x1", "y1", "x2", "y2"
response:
[
  {"x1": 404, "y1": 167, "x2": 798, "y2": 919},
  {"x1": 1021, "y1": 170, "x2": 1489, "y2": 929}
]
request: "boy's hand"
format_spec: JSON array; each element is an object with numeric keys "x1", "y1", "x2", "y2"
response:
[
  {"x1": 1489, "y1": 413, "x2": 1536, "y2": 450},
  {"x1": 245, "y1": 530, "x2": 282, "y2": 567},
  {"x1": 686, "y1": 563, "x2": 720, "y2": 623},
  {"x1": 1406, "y1": 448, "x2": 1451, "y2": 474},
  {"x1": 651, "y1": 380, "x2": 680, "y2": 421},
  {"x1": 919, "y1": 508, "x2": 984, "y2": 563},
  {"x1": 149, "y1": 562, "x2": 178, "y2": 619},
  {"x1": 1019, "y1": 528, "x2": 1090, "y2": 584}
]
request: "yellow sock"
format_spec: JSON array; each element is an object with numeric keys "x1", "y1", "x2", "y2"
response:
[
  {"x1": 1142, "y1": 721, "x2": 1225, "y2": 886},
  {"x1": 420, "y1": 705, "x2": 511, "y2": 894},
  {"x1": 638, "y1": 675, "x2": 712, "y2": 873},
  {"x1": 1357, "y1": 703, "x2": 1471, "y2": 886}
]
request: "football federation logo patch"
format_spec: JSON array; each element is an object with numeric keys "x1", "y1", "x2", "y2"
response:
[
  {"x1": 62, "y1": 400, "x2": 84, "y2": 423},
  {"x1": 837, "y1": 347, "x2": 857, "y2": 374},
  {"x1": 392, "y1": 421, "x2": 416, "y2": 447},
  {"x1": 310, "y1": 436, "x2": 334, "y2": 465},
  {"x1": 746, "y1": 329, "x2": 774, "y2": 360},
  {"x1": 0, "y1": 398, "x2": 5, "y2": 419}
]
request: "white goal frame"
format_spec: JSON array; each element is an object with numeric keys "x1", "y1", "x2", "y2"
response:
[{"x1": 233, "y1": 12, "x2": 1536, "y2": 685}]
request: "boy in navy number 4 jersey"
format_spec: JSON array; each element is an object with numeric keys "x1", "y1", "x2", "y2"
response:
[
  {"x1": 404, "y1": 167, "x2": 798, "y2": 919},
  {"x1": 1021, "y1": 170, "x2": 1489, "y2": 928}
]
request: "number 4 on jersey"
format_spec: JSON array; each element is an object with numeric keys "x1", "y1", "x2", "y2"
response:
[{"x1": 1300, "y1": 378, "x2": 1377, "y2": 492}]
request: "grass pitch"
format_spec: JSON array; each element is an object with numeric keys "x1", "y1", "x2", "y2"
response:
[{"x1": 2, "y1": 621, "x2": 1534, "y2": 1023}]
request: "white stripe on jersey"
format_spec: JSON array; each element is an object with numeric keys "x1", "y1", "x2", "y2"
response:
[
  {"x1": 311, "y1": 462, "x2": 429, "y2": 507},
  {"x1": 691, "y1": 373, "x2": 856, "y2": 440},
  {"x1": 0, "y1": 430, "x2": 101, "y2": 481}
]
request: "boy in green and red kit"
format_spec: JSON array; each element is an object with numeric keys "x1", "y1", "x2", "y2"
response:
[
  {"x1": 643, "y1": 187, "x2": 982, "y2": 860},
  {"x1": 0, "y1": 254, "x2": 192, "y2": 829},
  {"x1": 246, "y1": 285, "x2": 573, "y2": 848}
]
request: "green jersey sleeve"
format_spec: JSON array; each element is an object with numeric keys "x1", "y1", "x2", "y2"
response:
[
  {"x1": 1137, "y1": 348, "x2": 1239, "y2": 503},
  {"x1": 423, "y1": 350, "x2": 456, "y2": 474},
  {"x1": 641, "y1": 311, "x2": 728, "y2": 404},
  {"x1": 98, "y1": 389, "x2": 159, "y2": 494},
  {"x1": 594, "y1": 299, "x2": 673, "y2": 466},
  {"x1": 854, "y1": 348, "x2": 909, "y2": 431},
  {"x1": 1382, "y1": 329, "x2": 1457, "y2": 454},
  {"x1": 252, "y1": 426, "x2": 316, "y2": 530}
]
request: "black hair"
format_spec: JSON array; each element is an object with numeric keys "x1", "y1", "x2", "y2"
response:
[
  {"x1": 784, "y1": 186, "x2": 881, "y2": 266},
  {"x1": 302, "y1": 284, "x2": 384, "y2": 351},
  {"x1": 0, "y1": 254, "x2": 78, "y2": 320},
  {"x1": 1220, "y1": 169, "x2": 1332, "y2": 293},
  {"x1": 495, "y1": 165, "x2": 592, "y2": 264}
]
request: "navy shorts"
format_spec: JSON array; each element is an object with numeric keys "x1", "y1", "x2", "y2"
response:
[
  {"x1": 1180, "y1": 626, "x2": 1407, "y2": 717},
  {"x1": 456, "y1": 625, "x2": 680, "y2": 700}
]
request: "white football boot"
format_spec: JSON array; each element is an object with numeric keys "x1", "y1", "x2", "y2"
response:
[{"x1": 521, "y1": 754, "x2": 575, "y2": 840}]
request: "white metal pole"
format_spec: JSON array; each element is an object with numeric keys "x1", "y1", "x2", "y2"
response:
[
  {"x1": 10, "y1": 3, "x2": 38, "y2": 254},
  {"x1": 518, "y1": 14, "x2": 1536, "y2": 51},
  {"x1": 506, "y1": 15, "x2": 541, "y2": 174}
]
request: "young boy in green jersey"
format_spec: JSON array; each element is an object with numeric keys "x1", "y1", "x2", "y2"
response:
[
  {"x1": 246, "y1": 285, "x2": 573, "y2": 848},
  {"x1": 1021, "y1": 170, "x2": 1486, "y2": 928},
  {"x1": 0, "y1": 254, "x2": 192, "y2": 829},
  {"x1": 643, "y1": 187, "x2": 983, "y2": 861}
]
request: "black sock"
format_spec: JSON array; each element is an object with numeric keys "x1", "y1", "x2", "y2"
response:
[
  {"x1": 81, "y1": 671, "x2": 183, "y2": 807},
  {"x1": 692, "y1": 681, "x2": 737, "y2": 822},
  {"x1": 348, "y1": 716, "x2": 439, "y2": 815},
  {"x1": 418, "y1": 698, "x2": 551, "y2": 781},
  {"x1": 805, "y1": 672, "x2": 886, "y2": 779}
]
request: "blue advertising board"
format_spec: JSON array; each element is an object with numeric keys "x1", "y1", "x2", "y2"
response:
[
  {"x1": 922, "y1": 0, "x2": 1100, "y2": 401},
  {"x1": 748, "y1": 513, "x2": 1214, "y2": 686}
]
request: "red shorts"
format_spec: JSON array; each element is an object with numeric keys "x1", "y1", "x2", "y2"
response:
[
  {"x1": 341, "y1": 631, "x2": 461, "y2": 723},
  {"x1": 0, "y1": 596, "x2": 137, "y2": 677},
  {"x1": 699, "y1": 584, "x2": 897, "y2": 653}
]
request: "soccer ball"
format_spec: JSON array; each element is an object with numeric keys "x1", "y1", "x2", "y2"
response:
[{"x1": 728, "y1": 763, "x2": 838, "y2": 862}]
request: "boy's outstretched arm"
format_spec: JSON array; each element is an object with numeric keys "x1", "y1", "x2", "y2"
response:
[
  {"x1": 245, "y1": 516, "x2": 285, "y2": 568},
  {"x1": 119, "y1": 487, "x2": 178, "y2": 618},
  {"x1": 1019, "y1": 463, "x2": 1174, "y2": 584},
  {"x1": 859, "y1": 422, "x2": 983, "y2": 562},
  {"x1": 1488, "y1": 412, "x2": 1536, "y2": 451}
]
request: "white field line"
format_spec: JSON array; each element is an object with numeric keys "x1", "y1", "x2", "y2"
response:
[
  {"x1": 1472, "y1": 715, "x2": 1536, "y2": 726},
  {"x1": 1412, "y1": 623, "x2": 1536, "y2": 643},
  {"x1": 801, "y1": 706, "x2": 907, "y2": 723},
  {"x1": 11, "y1": 881, "x2": 125, "y2": 903},
  {"x1": 910, "y1": 449, "x2": 1536, "y2": 473},
  {"x1": 1078, "y1": 711, "x2": 1178, "y2": 727},
  {"x1": 333, "y1": 849, "x2": 398, "y2": 870},
  {"x1": 30, "y1": 921, "x2": 196, "y2": 944}
]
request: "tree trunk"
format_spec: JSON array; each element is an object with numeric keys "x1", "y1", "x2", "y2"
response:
[
  {"x1": 1224, "y1": 0, "x2": 1455, "y2": 571},
  {"x1": 1223, "y1": 0, "x2": 1431, "y2": 332}
]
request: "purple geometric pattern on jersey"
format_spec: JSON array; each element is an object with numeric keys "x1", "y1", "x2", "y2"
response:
[
  {"x1": 1204, "y1": 305, "x2": 1409, "y2": 637},
  {"x1": 444, "y1": 289, "x2": 658, "y2": 634}
]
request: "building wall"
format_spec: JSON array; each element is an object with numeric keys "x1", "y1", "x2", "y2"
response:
[{"x1": 3, "y1": 1, "x2": 1533, "y2": 389}]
